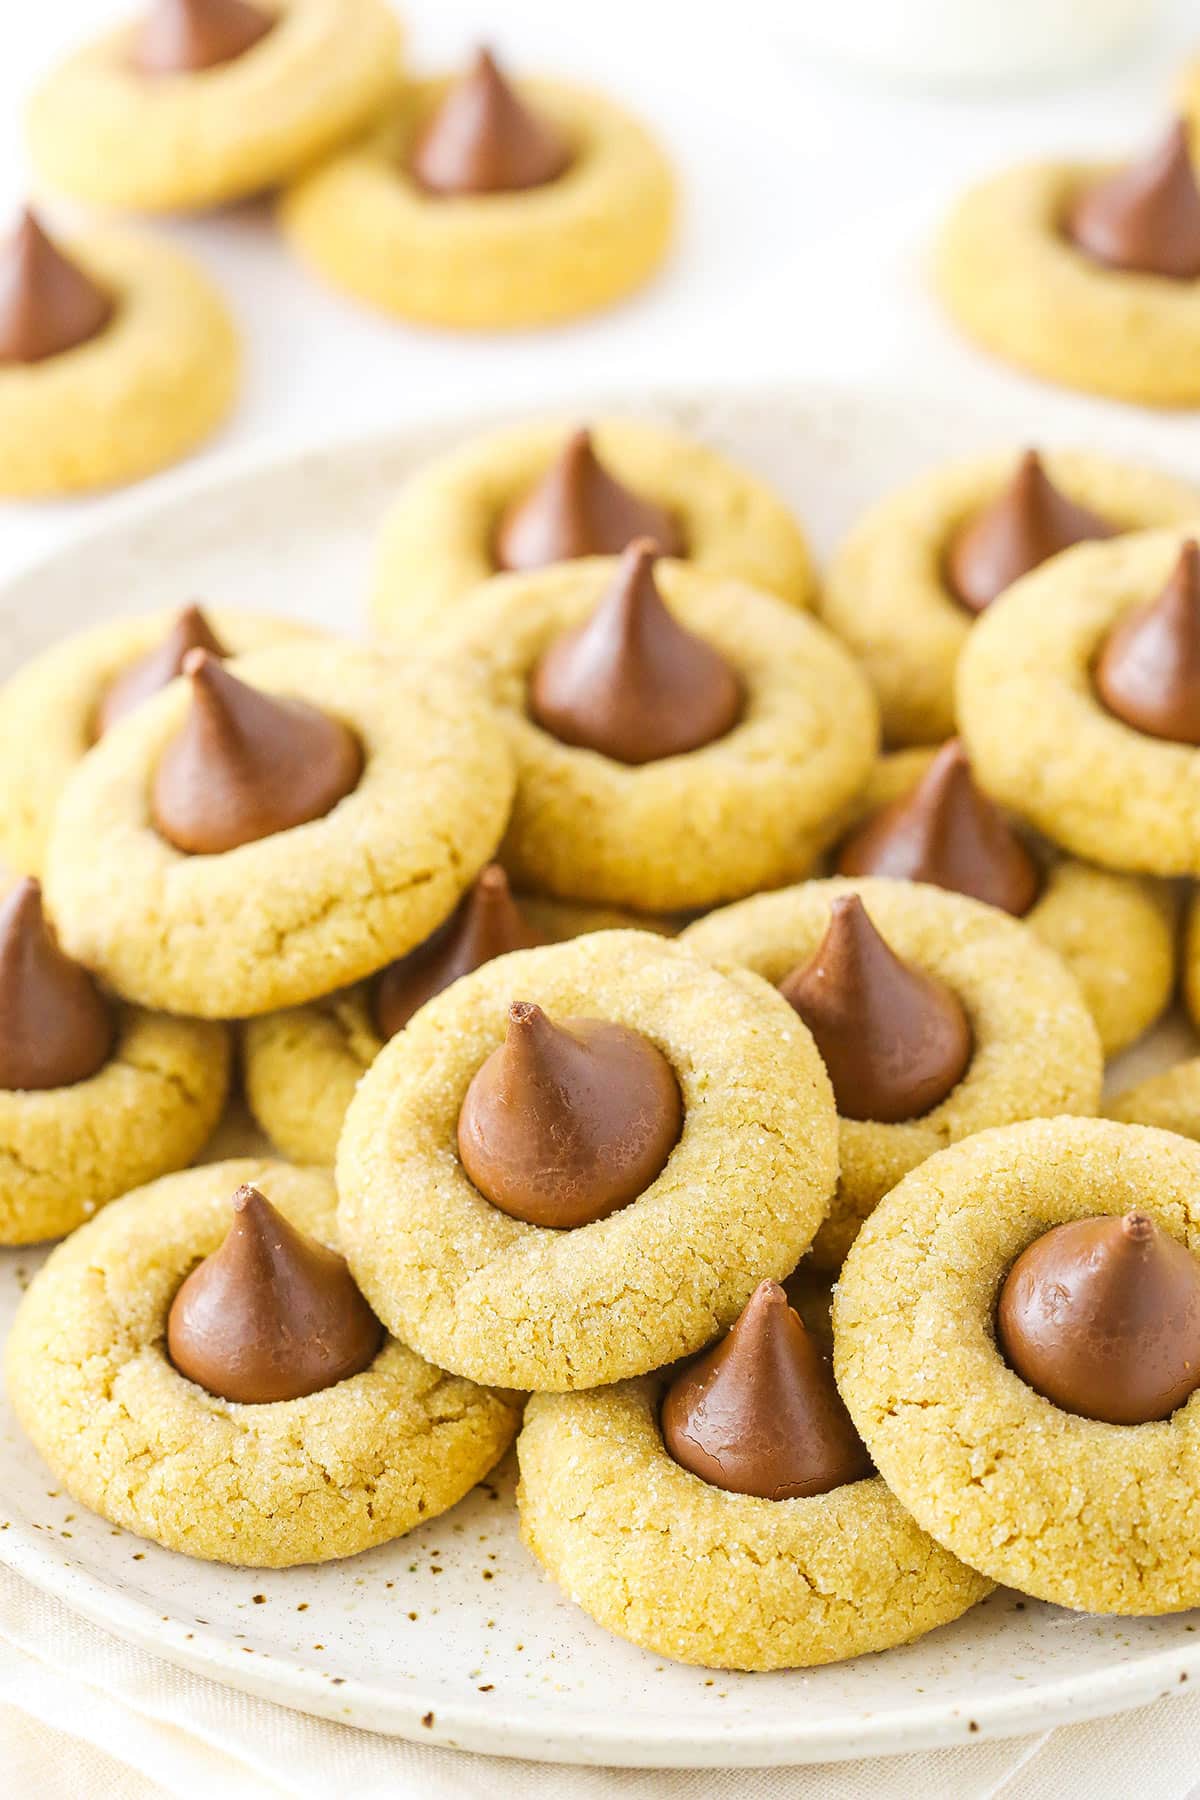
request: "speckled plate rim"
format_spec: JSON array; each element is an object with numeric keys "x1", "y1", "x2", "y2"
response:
[{"x1": 3, "y1": 380, "x2": 1200, "y2": 1767}]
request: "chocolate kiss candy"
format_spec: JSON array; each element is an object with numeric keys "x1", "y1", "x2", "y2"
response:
[
  {"x1": 494, "y1": 428, "x2": 685, "y2": 573},
  {"x1": 94, "y1": 605, "x2": 228, "y2": 739},
  {"x1": 945, "y1": 450, "x2": 1115, "y2": 616},
  {"x1": 134, "y1": 0, "x2": 274, "y2": 76},
  {"x1": 837, "y1": 738, "x2": 1041, "y2": 917},
  {"x1": 1094, "y1": 541, "x2": 1200, "y2": 745},
  {"x1": 1067, "y1": 118, "x2": 1200, "y2": 282},
  {"x1": 997, "y1": 1211, "x2": 1200, "y2": 1425},
  {"x1": 528, "y1": 540, "x2": 742, "y2": 764},
  {"x1": 0, "y1": 210, "x2": 114, "y2": 367},
  {"x1": 457, "y1": 999, "x2": 683, "y2": 1228},
  {"x1": 778, "y1": 894, "x2": 972, "y2": 1124},
  {"x1": 374, "y1": 864, "x2": 547, "y2": 1040},
  {"x1": 661, "y1": 1279, "x2": 872, "y2": 1499},
  {"x1": 0, "y1": 878, "x2": 113, "y2": 1092},
  {"x1": 151, "y1": 650, "x2": 363, "y2": 855},
  {"x1": 411, "y1": 47, "x2": 571, "y2": 197},
  {"x1": 167, "y1": 1185, "x2": 382, "y2": 1404}
]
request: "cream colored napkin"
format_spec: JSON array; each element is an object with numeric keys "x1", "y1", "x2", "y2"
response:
[{"x1": 3, "y1": 1563, "x2": 1200, "y2": 1800}]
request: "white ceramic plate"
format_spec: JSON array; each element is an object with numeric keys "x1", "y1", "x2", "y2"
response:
[{"x1": 3, "y1": 384, "x2": 1200, "y2": 1768}]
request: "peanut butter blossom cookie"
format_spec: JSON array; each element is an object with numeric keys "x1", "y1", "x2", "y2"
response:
[
  {"x1": 5, "y1": 1160, "x2": 519, "y2": 1565},
  {"x1": 960, "y1": 530, "x2": 1200, "y2": 876},
  {"x1": 27, "y1": 0, "x2": 402, "y2": 213},
  {"x1": 682, "y1": 877, "x2": 1102, "y2": 1269},
  {"x1": 241, "y1": 864, "x2": 660, "y2": 1166},
  {"x1": 0, "y1": 879, "x2": 229, "y2": 1244},
  {"x1": 371, "y1": 418, "x2": 815, "y2": 638},
  {"x1": 936, "y1": 117, "x2": 1200, "y2": 405},
  {"x1": 518, "y1": 1279, "x2": 989, "y2": 1671},
  {"x1": 836, "y1": 1118, "x2": 1200, "y2": 1613},
  {"x1": 337, "y1": 930, "x2": 839, "y2": 1391},
  {"x1": 425, "y1": 544, "x2": 877, "y2": 912},
  {"x1": 833, "y1": 740, "x2": 1176, "y2": 1056},
  {"x1": 44, "y1": 642, "x2": 515, "y2": 1017},
  {"x1": 0, "y1": 209, "x2": 237, "y2": 496},
  {"x1": 819, "y1": 447, "x2": 1200, "y2": 746},
  {"x1": 0, "y1": 604, "x2": 313, "y2": 876},
  {"x1": 280, "y1": 48, "x2": 674, "y2": 330}
]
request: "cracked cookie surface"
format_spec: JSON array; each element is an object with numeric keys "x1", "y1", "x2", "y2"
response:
[
  {"x1": 43, "y1": 643, "x2": 515, "y2": 1018},
  {"x1": 517, "y1": 1377, "x2": 990, "y2": 1670},
  {"x1": 0, "y1": 1008, "x2": 230, "y2": 1245},
  {"x1": 834, "y1": 1117, "x2": 1200, "y2": 1613},
  {"x1": 682, "y1": 877, "x2": 1102, "y2": 1269},
  {"x1": 336, "y1": 931, "x2": 839, "y2": 1391},
  {"x1": 5, "y1": 1159, "x2": 520, "y2": 1566},
  {"x1": 426, "y1": 558, "x2": 878, "y2": 913}
]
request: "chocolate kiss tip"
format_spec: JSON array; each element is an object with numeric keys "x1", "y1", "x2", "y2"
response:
[
  {"x1": 166, "y1": 1184, "x2": 382, "y2": 1405},
  {"x1": 373, "y1": 866, "x2": 546, "y2": 1041},
  {"x1": 456, "y1": 1000, "x2": 682, "y2": 1228},
  {"x1": 836, "y1": 736, "x2": 1041, "y2": 917},
  {"x1": 151, "y1": 652, "x2": 363, "y2": 855},
  {"x1": 661, "y1": 1277, "x2": 872, "y2": 1500},
  {"x1": 1095, "y1": 540, "x2": 1200, "y2": 745},
  {"x1": 410, "y1": 42, "x2": 571, "y2": 198},
  {"x1": 0, "y1": 209, "x2": 114, "y2": 368},
  {"x1": 494, "y1": 429, "x2": 686, "y2": 573},
  {"x1": 1068, "y1": 116, "x2": 1200, "y2": 281},
  {"x1": 997, "y1": 1209, "x2": 1200, "y2": 1425},
  {"x1": 779, "y1": 893, "x2": 972, "y2": 1124},
  {"x1": 529, "y1": 539, "x2": 742, "y2": 764},
  {"x1": 134, "y1": 0, "x2": 275, "y2": 77},
  {"x1": 945, "y1": 450, "x2": 1114, "y2": 616},
  {"x1": 0, "y1": 876, "x2": 113, "y2": 1093},
  {"x1": 94, "y1": 605, "x2": 227, "y2": 739}
]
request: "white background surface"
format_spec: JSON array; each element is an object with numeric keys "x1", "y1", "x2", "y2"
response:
[{"x1": 5, "y1": 3, "x2": 1200, "y2": 1795}]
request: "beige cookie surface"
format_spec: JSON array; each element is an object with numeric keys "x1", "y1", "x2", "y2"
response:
[
  {"x1": 935, "y1": 158, "x2": 1200, "y2": 405},
  {"x1": 44, "y1": 643, "x2": 515, "y2": 1017},
  {"x1": 0, "y1": 608, "x2": 314, "y2": 877},
  {"x1": 681, "y1": 877, "x2": 1102, "y2": 1269},
  {"x1": 958, "y1": 529, "x2": 1200, "y2": 876},
  {"x1": 1107, "y1": 1057, "x2": 1200, "y2": 1140},
  {"x1": 833, "y1": 748, "x2": 1178, "y2": 1058},
  {"x1": 28, "y1": 0, "x2": 402, "y2": 212},
  {"x1": 370, "y1": 416, "x2": 815, "y2": 638},
  {"x1": 835, "y1": 1117, "x2": 1200, "y2": 1614},
  {"x1": 0, "y1": 230, "x2": 237, "y2": 497},
  {"x1": 337, "y1": 932, "x2": 839, "y2": 1391},
  {"x1": 5, "y1": 1160, "x2": 519, "y2": 1566},
  {"x1": 280, "y1": 76, "x2": 673, "y2": 331},
  {"x1": 0, "y1": 1008, "x2": 230, "y2": 1245},
  {"x1": 819, "y1": 450, "x2": 1200, "y2": 747},
  {"x1": 243, "y1": 895, "x2": 672, "y2": 1167},
  {"x1": 518, "y1": 1378, "x2": 990, "y2": 1672},
  {"x1": 425, "y1": 558, "x2": 878, "y2": 913}
]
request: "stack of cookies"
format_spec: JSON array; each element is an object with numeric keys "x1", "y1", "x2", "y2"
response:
[{"x1": 5, "y1": 405, "x2": 1200, "y2": 1675}]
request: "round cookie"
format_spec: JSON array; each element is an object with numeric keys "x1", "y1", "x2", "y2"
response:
[
  {"x1": 517, "y1": 1377, "x2": 990, "y2": 1671},
  {"x1": 959, "y1": 528, "x2": 1200, "y2": 876},
  {"x1": 0, "y1": 227, "x2": 237, "y2": 496},
  {"x1": 934, "y1": 152, "x2": 1200, "y2": 405},
  {"x1": 370, "y1": 417, "x2": 814, "y2": 639},
  {"x1": 43, "y1": 642, "x2": 515, "y2": 1017},
  {"x1": 243, "y1": 894, "x2": 674, "y2": 1167},
  {"x1": 1108, "y1": 1058, "x2": 1200, "y2": 1140},
  {"x1": 279, "y1": 73, "x2": 672, "y2": 331},
  {"x1": 27, "y1": 0, "x2": 403, "y2": 214},
  {"x1": 5, "y1": 1160, "x2": 519, "y2": 1566},
  {"x1": 834, "y1": 748, "x2": 1178, "y2": 1057},
  {"x1": 834, "y1": 1117, "x2": 1200, "y2": 1614},
  {"x1": 0, "y1": 607, "x2": 315, "y2": 876},
  {"x1": 0, "y1": 1003, "x2": 230, "y2": 1246},
  {"x1": 681, "y1": 877, "x2": 1103, "y2": 1269},
  {"x1": 424, "y1": 557, "x2": 878, "y2": 913},
  {"x1": 336, "y1": 931, "x2": 839, "y2": 1391},
  {"x1": 819, "y1": 450, "x2": 1199, "y2": 747}
]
